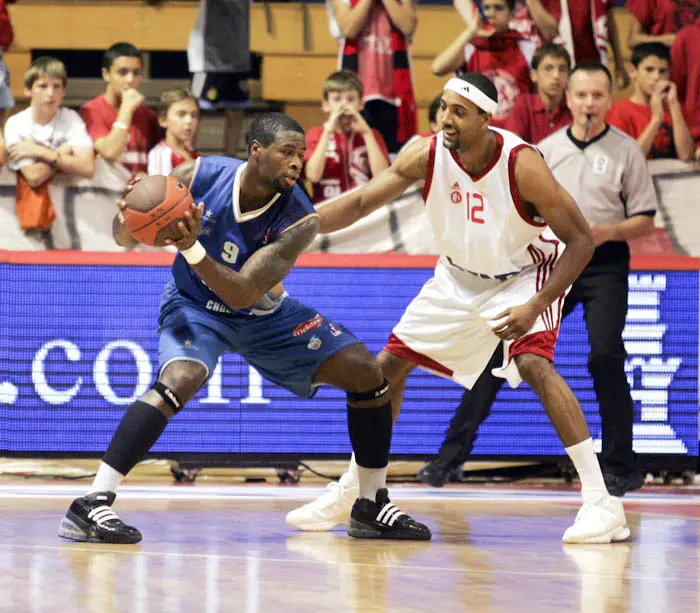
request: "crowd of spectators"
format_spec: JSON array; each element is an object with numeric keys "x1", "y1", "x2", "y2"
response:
[{"x1": 1, "y1": 0, "x2": 699, "y2": 245}]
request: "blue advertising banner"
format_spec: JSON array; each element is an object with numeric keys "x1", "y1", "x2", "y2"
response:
[{"x1": 0, "y1": 257, "x2": 697, "y2": 458}]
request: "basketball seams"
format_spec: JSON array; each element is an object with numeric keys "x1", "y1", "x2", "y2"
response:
[{"x1": 123, "y1": 176, "x2": 194, "y2": 244}]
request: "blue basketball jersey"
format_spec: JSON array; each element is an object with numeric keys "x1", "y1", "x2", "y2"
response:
[{"x1": 171, "y1": 156, "x2": 318, "y2": 316}]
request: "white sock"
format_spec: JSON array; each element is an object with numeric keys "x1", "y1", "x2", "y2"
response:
[
  {"x1": 357, "y1": 464, "x2": 387, "y2": 501},
  {"x1": 88, "y1": 462, "x2": 124, "y2": 495},
  {"x1": 565, "y1": 438, "x2": 608, "y2": 503},
  {"x1": 339, "y1": 454, "x2": 359, "y2": 487}
]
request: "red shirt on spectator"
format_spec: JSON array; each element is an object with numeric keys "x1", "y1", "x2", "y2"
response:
[
  {"x1": 503, "y1": 93, "x2": 572, "y2": 144},
  {"x1": 670, "y1": 17, "x2": 700, "y2": 146},
  {"x1": 0, "y1": 0, "x2": 14, "y2": 51},
  {"x1": 461, "y1": 31, "x2": 535, "y2": 128},
  {"x1": 626, "y1": 0, "x2": 700, "y2": 36},
  {"x1": 304, "y1": 126, "x2": 389, "y2": 204},
  {"x1": 79, "y1": 95, "x2": 160, "y2": 175},
  {"x1": 607, "y1": 98, "x2": 676, "y2": 159}
]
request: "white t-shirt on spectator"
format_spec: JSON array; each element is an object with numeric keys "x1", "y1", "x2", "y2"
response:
[{"x1": 4, "y1": 106, "x2": 93, "y2": 171}]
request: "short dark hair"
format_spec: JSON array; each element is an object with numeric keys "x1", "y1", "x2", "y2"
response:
[
  {"x1": 631, "y1": 42, "x2": 671, "y2": 68},
  {"x1": 568, "y1": 60, "x2": 613, "y2": 92},
  {"x1": 247, "y1": 112, "x2": 305, "y2": 152},
  {"x1": 428, "y1": 94, "x2": 442, "y2": 124},
  {"x1": 454, "y1": 71, "x2": 498, "y2": 114},
  {"x1": 103, "y1": 42, "x2": 143, "y2": 71},
  {"x1": 531, "y1": 42, "x2": 571, "y2": 71}
]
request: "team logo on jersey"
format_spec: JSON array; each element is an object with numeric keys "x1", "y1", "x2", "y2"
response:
[
  {"x1": 294, "y1": 314, "x2": 323, "y2": 336},
  {"x1": 450, "y1": 182, "x2": 462, "y2": 204},
  {"x1": 328, "y1": 322, "x2": 342, "y2": 337},
  {"x1": 307, "y1": 335, "x2": 322, "y2": 351},
  {"x1": 199, "y1": 209, "x2": 215, "y2": 236}
]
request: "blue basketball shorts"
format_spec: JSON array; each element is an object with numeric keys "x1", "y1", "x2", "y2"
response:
[{"x1": 157, "y1": 283, "x2": 363, "y2": 398}]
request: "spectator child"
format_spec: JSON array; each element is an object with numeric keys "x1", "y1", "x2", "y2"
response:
[
  {"x1": 504, "y1": 42, "x2": 572, "y2": 143},
  {"x1": 79, "y1": 42, "x2": 160, "y2": 177},
  {"x1": 4, "y1": 56, "x2": 94, "y2": 236},
  {"x1": 304, "y1": 70, "x2": 389, "y2": 203},
  {"x1": 607, "y1": 42, "x2": 694, "y2": 160},
  {"x1": 148, "y1": 89, "x2": 200, "y2": 176},
  {"x1": 432, "y1": 0, "x2": 535, "y2": 127}
]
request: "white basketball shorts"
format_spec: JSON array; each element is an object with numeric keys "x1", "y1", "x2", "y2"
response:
[{"x1": 385, "y1": 256, "x2": 567, "y2": 389}]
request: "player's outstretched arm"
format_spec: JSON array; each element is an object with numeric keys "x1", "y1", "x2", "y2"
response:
[
  {"x1": 317, "y1": 136, "x2": 431, "y2": 234},
  {"x1": 516, "y1": 147, "x2": 594, "y2": 311}
]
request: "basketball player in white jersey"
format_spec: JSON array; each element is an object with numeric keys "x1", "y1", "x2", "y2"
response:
[{"x1": 287, "y1": 72, "x2": 630, "y2": 544}]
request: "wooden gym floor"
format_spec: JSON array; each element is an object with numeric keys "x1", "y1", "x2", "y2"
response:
[{"x1": 0, "y1": 483, "x2": 698, "y2": 613}]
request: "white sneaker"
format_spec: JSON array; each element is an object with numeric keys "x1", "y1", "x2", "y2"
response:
[
  {"x1": 285, "y1": 472, "x2": 359, "y2": 531},
  {"x1": 562, "y1": 495, "x2": 631, "y2": 544}
]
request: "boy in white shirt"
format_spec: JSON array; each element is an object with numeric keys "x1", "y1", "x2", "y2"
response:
[
  {"x1": 5, "y1": 56, "x2": 94, "y2": 188},
  {"x1": 147, "y1": 88, "x2": 199, "y2": 176}
]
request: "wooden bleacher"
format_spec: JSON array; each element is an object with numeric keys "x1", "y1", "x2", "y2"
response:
[{"x1": 6, "y1": 0, "x2": 637, "y2": 134}]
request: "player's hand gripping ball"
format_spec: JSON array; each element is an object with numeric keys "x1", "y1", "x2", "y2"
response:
[{"x1": 121, "y1": 175, "x2": 195, "y2": 247}]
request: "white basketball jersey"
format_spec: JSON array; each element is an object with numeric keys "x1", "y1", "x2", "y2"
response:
[{"x1": 423, "y1": 128, "x2": 559, "y2": 277}]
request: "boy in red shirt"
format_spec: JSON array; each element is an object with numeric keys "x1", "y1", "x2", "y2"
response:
[
  {"x1": 504, "y1": 42, "x2": 572, "y2": 143},
  {"x1": 79, "y1": 42, "x2": 160, "y2": 178},
  {"x1": 148, "y1": 89, "x2": 200, "y2": 176},
  {"x1": 432, "y1": 0, "x2": 535, "y2": 127},
  {"x1": 304, "y1": 70, "x2": 389, "y2": 204},
  {"x1": 607, "y1": 42, "x2": 694, "y2": 161}
]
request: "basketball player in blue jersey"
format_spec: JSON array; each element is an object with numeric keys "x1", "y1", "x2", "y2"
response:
[{"x1": 58, "y1": 113, "x2": 430, "y2": 544}]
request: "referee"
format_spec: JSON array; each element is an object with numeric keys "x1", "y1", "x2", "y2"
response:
[{"x1": 419, "y1": 61, "x2": 658, "y2": 497}]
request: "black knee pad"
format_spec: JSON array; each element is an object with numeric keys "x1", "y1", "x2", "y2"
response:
[
  {"x1": 347, "y1": 378, "x2": 390, "y2": 403},
  {"x1": 151, "y1": 381, "x2": 183, "y2": 413}
]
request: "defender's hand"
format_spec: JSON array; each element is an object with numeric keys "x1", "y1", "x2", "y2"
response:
[{"x1": 489, "y1": 303, "x2": 541, "y2": 341}]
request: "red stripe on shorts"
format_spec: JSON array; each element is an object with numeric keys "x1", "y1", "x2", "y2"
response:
[
  {"x1": 384, "y1": 333, "x2": 454, "y2": 377},
  {"x1": 509, "y1": 329, "x2": 558, "y2": 363}
]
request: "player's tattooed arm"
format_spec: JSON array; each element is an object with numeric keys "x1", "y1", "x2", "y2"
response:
[
  {"x1": 317, "y1": 136, "x2": 431, "y2": 234},
  {"x1": 191, "y1": 215, "x2": 320, "y2": 310}
]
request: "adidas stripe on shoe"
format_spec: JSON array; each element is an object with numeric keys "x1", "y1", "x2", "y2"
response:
[
  {"x1": 348, "y1": 488, "x2": 431, "y2": 541},
  {"x1": 58, "y1": 491, "x2": 142, "y2": 544}
]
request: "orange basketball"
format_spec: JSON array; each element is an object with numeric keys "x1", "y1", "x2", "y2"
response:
[{"x1": 122, "y1": 175, "x2": 195, "y2": 247}]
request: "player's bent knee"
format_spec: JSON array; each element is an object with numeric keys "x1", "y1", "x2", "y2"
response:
[
  {"x1": 315, "y1": 344, "x2": 384, "y2": 393},
  {"x1": 514, "y1": 352, "x2": 554, "y2": 386},
  {"x1": 158, "y1": 360, "x2": 208, "y2": 407}
]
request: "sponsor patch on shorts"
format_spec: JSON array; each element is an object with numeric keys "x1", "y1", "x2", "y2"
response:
[
  {"x1": 294, "y1": 314, "x2": 323, "y2": 337},
  {"x1": 307, "y1": 335, "x2": 322, "y2": 351}
]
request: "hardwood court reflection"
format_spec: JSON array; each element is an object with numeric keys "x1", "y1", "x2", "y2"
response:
[{"x1": 0, "y1": 487, "x2": 698, "y2": 613}]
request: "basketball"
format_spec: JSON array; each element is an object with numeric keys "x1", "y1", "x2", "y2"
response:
[{"x1": 122, "y1": 175, "x2": 195, "y2": 247}]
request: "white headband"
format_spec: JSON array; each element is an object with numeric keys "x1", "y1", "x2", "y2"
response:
[{"x1": 444, "y1": 77, "x2": 498, "y2": 115}]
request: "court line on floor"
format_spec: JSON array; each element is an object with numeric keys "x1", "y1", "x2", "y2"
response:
[
  {"x1": 0, "y1": 483, "x2": 698, "y2": 504},
  {"x1": 0, "y1": 542, "x2": 692, "y2": 583}
]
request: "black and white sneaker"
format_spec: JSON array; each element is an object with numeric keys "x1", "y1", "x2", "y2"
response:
[
  {"x1": 347, "y1": 488, "x2": 432, "y2": 541},
  {"x1": 58, "y1": 491, "x2": 142, "y2": 544}
]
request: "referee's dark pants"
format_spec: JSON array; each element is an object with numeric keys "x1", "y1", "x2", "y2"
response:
[{"x1": 436, "y1": 243, "x2": 636, "y2": 476}]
